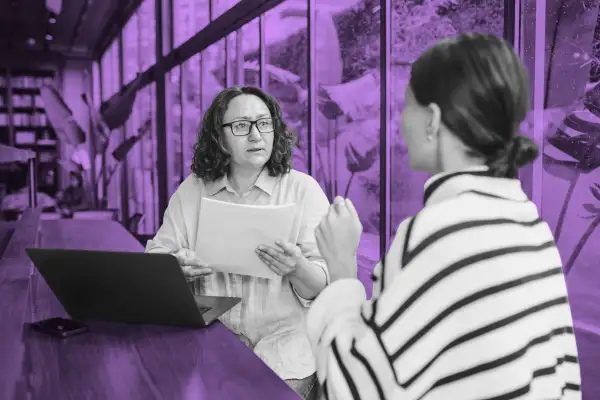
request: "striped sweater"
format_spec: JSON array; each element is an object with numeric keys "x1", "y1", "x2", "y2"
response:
[{"x1": 306, "y1": 167, "x2": 581, "y2": 400}]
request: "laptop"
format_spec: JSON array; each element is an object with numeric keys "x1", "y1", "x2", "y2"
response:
[{"x1": 25, "y1": 248, "x2": 241, "y2": 328}]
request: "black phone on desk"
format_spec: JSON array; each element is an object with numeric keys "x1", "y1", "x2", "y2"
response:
[{"x1": 30, "y1": 317, "x2": 89, "y2": 338}]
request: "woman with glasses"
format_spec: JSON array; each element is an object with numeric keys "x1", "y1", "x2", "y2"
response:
[
  {"x1": 146, "y1": 86, "x2": 327, "y2": 399},
  {"x1": 308, "y1": 33, "x2": 581, "y2": 400}
]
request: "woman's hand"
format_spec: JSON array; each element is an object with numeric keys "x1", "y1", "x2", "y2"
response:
[
  {"x1": 173, "y1": 248, "x2": 213, "y2": 282},
  {"x1": 256, "y1": 240, "x2": 305, "y2": 276},
  {"x1": 316, "y1": 196, "x2": 363, "y2": 282}
]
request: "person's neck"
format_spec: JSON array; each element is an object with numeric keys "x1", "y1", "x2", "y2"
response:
[{"x1": 228, "y1": 166, "x2": 263, "y2": 194}]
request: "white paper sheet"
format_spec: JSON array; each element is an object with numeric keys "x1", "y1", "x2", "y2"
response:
[{"x1": 195, "y1": 198, "x2": 297, "y2": 279}]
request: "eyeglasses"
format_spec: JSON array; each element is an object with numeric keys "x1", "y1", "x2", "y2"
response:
[{"x1": 222, "y1": 118, "x2": 275, "y2": 136}]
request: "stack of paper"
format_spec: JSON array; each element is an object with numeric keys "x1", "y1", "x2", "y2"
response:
[{"x1": 195, "y1": 198, "x2": 297, "y2": 279}]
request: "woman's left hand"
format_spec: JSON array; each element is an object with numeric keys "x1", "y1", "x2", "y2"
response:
[{"x1": 256, "y1": 240, "x2": 305, "y2": 276}]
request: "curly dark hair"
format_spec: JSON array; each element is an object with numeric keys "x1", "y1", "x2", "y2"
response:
[{"x1": 191, "y1": 86, "x2": 297, "y2": 182}]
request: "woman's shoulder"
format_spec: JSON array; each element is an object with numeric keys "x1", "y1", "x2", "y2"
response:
[
  {"x1": 283, "y1": 169, "x2": 322, "y2": 192},
  {"x1": 171, "y1": 174, "x2": 207, "y2": 200}
]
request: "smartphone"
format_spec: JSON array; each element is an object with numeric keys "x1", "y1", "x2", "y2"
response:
[{"x1": 30, "y1": 317, "x2": 89, "y2": 338}]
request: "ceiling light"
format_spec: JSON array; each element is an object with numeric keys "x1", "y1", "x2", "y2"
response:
[
  {"x1": 49, "y1": 17, "x2": 56, "y2": 24},
  {"x1": 27, "y1": 38, "x2": 36, "y2": 45},
  {"x1": 45, "y1": 34, "x2": 53, "y2": 41}
]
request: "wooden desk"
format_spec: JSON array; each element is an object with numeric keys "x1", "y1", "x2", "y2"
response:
[{"x1": 1, "y1": 219, "x2": 300, "y2": 400}]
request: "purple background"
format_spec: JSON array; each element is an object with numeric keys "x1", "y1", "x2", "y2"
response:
[{"x1": 3, "y1": 0, "x2": 600, "y2": 397}]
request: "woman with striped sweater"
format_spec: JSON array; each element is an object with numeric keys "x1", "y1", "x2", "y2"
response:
[{"x1": 308, "y1": 33, "x2": 581, "y2": 400}]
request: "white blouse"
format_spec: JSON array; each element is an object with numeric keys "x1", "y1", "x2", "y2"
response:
[{"x1": 146, "y1": 168, "x2": 330, "y2": 380}]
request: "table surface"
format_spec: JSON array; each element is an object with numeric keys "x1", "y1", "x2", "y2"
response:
[{"x1": 0, "y1": 219, "x2": 300, "y2": 400}]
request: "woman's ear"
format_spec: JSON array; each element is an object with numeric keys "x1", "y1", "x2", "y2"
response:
[{"x1": 427, "y1": 103, "x2": 442, "y2": 138}]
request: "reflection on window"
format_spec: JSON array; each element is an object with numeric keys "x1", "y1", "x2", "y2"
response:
[
  {"x1": 389, "y1": 0, "x2": 505, "y2": 244},
  {"x1": 534, "y1": 4, "x2": 600, "y2": 278},
  {"x1": 100, "y1": 40, "x2": 120, "y2": 101},
  {"x1": 173, "y1": 0, "x2": 210, "y2": 49},
  {"x1": 263, "y1": 4, "x2": 308, "y2": 174},
  {"x1": 212, "y1": 0, "x2": 241, "y2": 19}
]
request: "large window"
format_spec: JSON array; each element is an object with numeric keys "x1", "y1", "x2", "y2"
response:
[
  {"x1": 264, "y1": 4, "x2": 308, "y2": 174},
  {"x1": 101, "y1": 0, "x2": 515, "y2": 255}
]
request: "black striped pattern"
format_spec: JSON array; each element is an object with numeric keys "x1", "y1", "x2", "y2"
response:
[{"x1": 310, "y1": 169, "x2": 580, "y2": 400}]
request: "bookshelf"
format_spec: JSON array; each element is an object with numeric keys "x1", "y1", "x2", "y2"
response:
[{"x1": 0, "y1": 68, "x2": 60, "y2": 199}]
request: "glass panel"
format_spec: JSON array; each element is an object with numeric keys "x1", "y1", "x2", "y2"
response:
[
  {"x1": 168, "y1": 41, "x2": 225, "y2": 197},
  {"x1": 540, "y1": 5, "x2": 600, "y2": 288},
  {"x1": 314, "y1": 0, "x2": 380, "y2": 269},
  {"x1": 130, "y1": 83, "x2": 159, "y2": 234},
  {"x1": 99, "y1": 40, "x2": 121, "y2": 211},
  {"x1": 166, "y1": 66, "x2": 183, "y2": 196},
  {"x1": 226, "y1": 18, "x2": 259, "y2": 87},
  {"x1": 121, "y1": 0, "x2": 159, "y2": 233},
  {"x1": 516, "y1": 0, "x2": 538, "y2": 200},
  {"x1": 212, "y1": 0, "x2": 241, "y2": 19},
  {"x1": 263, "y1": 4, "x2": 308, "y2": 174},
  {"x1": 389, "y1": 1, "x2": 505, "y2": 248},
  {"x1": 100, "y1": 40, "x2": 119, "y2": 101},
  {"x1": 181, "y1": 54, "x2": 202, "y2": 178},
  {"x1": 173, "y1": 0, "x2": 210, "y2": 49},
  {"x1": 201, "y1": 39, "x2": 226, "y2": 116},
  {"x1": 122, "y1": 14, "x2": 139, "y2": 85},
  {"x1": 139, "y1": 0, "x2": 156, "y2": 69}
]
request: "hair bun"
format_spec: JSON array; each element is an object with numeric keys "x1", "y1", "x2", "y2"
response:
[
  {"x1": 487, "y1": 135, "x2": 539, "y2": 178},
  {"x1": 512, "y1": 135, "x2": 539, "y2": 168}
]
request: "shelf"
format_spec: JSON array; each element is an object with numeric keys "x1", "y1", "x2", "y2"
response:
[
  {"x1": 14, "y1": 126, "x2": 52, "y2": 132},
  {"x1": 0, "y1": 107, "x2": 45, "y2": 114},
  {"x1": 11, "y1": 87, "x2": 41, "y2": 95}
]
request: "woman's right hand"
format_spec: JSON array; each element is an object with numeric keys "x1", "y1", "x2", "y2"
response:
[{"x1": 173, "y1": 248, "x2": 213, "y2": 281}]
